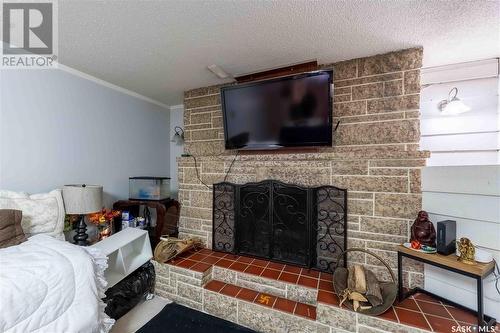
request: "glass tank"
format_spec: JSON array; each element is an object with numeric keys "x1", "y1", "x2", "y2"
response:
[{"x1": 129, "y1": 177, "x2": 170, "y2": 200}]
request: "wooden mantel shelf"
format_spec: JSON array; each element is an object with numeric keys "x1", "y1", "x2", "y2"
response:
[
  {"x1": 397, "y1": 245, "x2": 494, "y2": 278},
  {"x1": 178, "y1": 150, "x2": 431, "y2": 162}
]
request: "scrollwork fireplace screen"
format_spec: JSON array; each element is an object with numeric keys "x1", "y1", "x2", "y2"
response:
[{"x1": 212, "y1": 180, "x2": 347, "y2": 273}]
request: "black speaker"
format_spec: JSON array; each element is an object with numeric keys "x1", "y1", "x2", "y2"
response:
[{"x1": 437, "y1": 220, "x2": 456, "y2": 255}]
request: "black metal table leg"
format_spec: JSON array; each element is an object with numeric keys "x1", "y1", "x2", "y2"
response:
[
  {"x1": 398, "y1": 251, "x2": 403, "y2": 302},
  {"x1": 397, "y1": 247, "x2": 496, "y2": 327},
  {"x1": 477, "y1": 276, "x2": 484, "y2": 328}
]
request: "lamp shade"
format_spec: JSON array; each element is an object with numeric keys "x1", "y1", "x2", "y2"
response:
[
  {"x1": 62, "y1": 184, "x2": 103, "y2": 214},
  {"x1": 438, "y1": 87, "x2": 471, "y2": 116}
]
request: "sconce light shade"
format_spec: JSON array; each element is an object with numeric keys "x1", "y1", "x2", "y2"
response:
[
  {"x1": 438, "y1": 87, "x2": 471, "y2": 115},
  {"x1": 171, "y1": 126, "x2": 185, "y2": 145}
]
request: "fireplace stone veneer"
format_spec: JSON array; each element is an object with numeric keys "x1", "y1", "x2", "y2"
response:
[
  {"x1": 177, "y1": 150, "x2": 428, "y2": 288},
  {"x1": 178, "y1": 47, "x2": 428, "y2": 290},
  {"x1": 212, "y1": 180, "x2": 347, "y2": 273}
]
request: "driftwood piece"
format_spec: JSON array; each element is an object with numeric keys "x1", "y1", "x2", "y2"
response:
[
  {"x1": 353, "y1": 265, "x2": 367, "y2": 293},
  {"x1": 341, "y1": 290, "x2": 372, "y2": 312},
  {"x1": 347, "y1": 266, "x2": 356, "y2": 290},
  {"x1": 348, "y1": 265, "x2": 367, "y2": 293},
  {"x1": 333, "y1": 248, "x2": 398, "y2": 316},
  {"x1": 153, "y1": 237, "x2": 203, "y2": 263},
  {"x1": 365, "y1": 269, "x2": 383, "y2": 306}
]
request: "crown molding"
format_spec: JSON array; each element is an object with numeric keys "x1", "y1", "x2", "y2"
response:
[
  {"x1": 57, "y1": 63, "x2": 171, "y2": 110},
  {"x1": 169, "y1": 104, "x2": 184, "y2": 111}
]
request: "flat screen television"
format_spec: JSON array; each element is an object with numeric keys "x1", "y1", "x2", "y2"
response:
[{"x1": 221, "y1": 70, "x2": 333, "y2": 150}]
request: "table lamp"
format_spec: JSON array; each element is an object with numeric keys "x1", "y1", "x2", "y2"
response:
[{"x1": 62, "y1": 184, "x2": 103, "y2": 246}]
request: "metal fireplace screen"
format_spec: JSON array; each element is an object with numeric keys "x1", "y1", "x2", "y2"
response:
[{"x1": 212, "y1": 179, "x2": 347, "y2": 273}]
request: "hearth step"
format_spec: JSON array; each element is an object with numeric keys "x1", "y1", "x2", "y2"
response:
[
  {"x1": 168, "y1": 247, "x2": 338, "y2": 306},
  {"x1": 204, "y1": 279, "x2": 317, "y2": 321},
  {"x1": 212, "y1": 265, "x2": 325, "y2": 305}
]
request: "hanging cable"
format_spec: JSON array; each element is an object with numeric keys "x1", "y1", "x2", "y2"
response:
[
  {"x1": 224, "y1": 150, "x2": 239, "y2": 182},
  {"x1": 491, "y1": 258, "x2": 500, "y2": 295},
  {"x1": 189, "y1": 154, "x2": 211, "y2": 190},
  {"x1": 186, "y1": 150, "x2": 239, "y2": 189},
  {"x1": 483, "y1": 258, "x2": 500, "y2": 303}
]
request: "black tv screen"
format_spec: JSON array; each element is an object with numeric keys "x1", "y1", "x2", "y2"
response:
[{"x1": 221, "y1": 71, "x2": 333, "y2": 150}]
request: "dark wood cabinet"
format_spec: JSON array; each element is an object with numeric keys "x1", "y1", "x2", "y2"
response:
[{"x1": 113, "y1": 198, "x2": 180, "y2": 248}]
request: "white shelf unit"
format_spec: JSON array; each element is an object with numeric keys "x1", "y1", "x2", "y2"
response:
[{"x1": 91, "y1": 228, "x2": 153, "y2": 288}]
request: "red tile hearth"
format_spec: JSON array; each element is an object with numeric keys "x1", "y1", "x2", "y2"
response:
[
  {"x1": 274, "y1": 298, "x2": 297, "y2": 313},
  {"x1": 236, "y1": 288, "x2": 259, "y2": 302},
  {"x1": 228, "y1": 261, "x2": 247, "y2": 272},
  {"x1": 446, "y1": 306, "x2": 479, "y2": 325},
  {"x1": 395, "y1": 307, "x2": 432, "y2": 331},
  {"x1": 168, "y1": 248, "x2": 487, "y2": 332},
  {"x1": 317, "y1": 290, "x2": 339, "y2": 305},
  {"x1": 203, "y1": 280, "x2": 315, "y2": 320},
  {"x1": 244, "y1": 264, "x2": 265, "y2": 276},
  {"x1": 204, "y1": 280, "x2": 225, "y2": 293},
  {"x1": 169, "y1": 248, "x2": 329, "y2": 290},
  {"x1": 255, "y1": 292, "x2": 277, "y2": 308},
  {"x1": 298, "y1": 275, "x2": 318, "y2": 288},
  {"x1": 394, "y1": 297, "x2": 420, "y2": 311},
  {"x1": 379, "y1": 307, "x2": 398, "y2": 322},
  {"x1": 261, "y1": 268, "x2": 281, "y2": 280},
  {"x1": 277, "y1": 271, "x2": 299, "y2": 283},
  {"x1": 220, "y1": 284, "x2": 241, "y2": 297},
  {"x1": 294, "y1": 302, "x2": 316, "y2": 320},
  {"x1": 426, "y1": 314, "x2": 459, "y2": 333},
  {"x1": 416, "y1": 300, "x2": 450, "y2": 318}
]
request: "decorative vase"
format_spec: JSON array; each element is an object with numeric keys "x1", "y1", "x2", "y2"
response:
[{"x1": 98, "y1": 222, "x2": 112, "y2": 241}]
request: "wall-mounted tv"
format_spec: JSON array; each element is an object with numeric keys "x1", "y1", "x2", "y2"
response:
[{"x1": 221, "y1": 70, "x2": 333, "y2": 150}]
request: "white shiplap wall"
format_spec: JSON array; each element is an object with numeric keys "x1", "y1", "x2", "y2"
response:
[{"x1": 420, "y1": 59, "x2": 500, "y2": 319}]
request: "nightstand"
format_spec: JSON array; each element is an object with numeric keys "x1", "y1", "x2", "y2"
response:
[
  {"x1": 113, "y1": 198, "x2": 180, "y2": 248},
  {"x1": 91, "y1": 227, "x2": 153, "y2": 288}
]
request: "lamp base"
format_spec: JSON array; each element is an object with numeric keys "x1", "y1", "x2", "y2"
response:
[{"x1": 73, "y1": 215, "x2": 89, "y2": 246}]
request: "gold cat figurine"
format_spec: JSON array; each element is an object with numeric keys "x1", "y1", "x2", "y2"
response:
[{"x1": 457, "y1": 237, "x2": 475, "y2": 265}]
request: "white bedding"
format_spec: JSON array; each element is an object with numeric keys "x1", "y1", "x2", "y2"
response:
[{"x1": 0, "y1": 235, "x2": 115, "y2": 333}]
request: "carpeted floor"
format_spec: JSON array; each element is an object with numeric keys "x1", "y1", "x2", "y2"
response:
[{"x1": 136, "y1": 302, "x2": 257, "y2": 333}]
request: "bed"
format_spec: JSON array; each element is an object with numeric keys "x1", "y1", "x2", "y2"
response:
[
  {"x1": 0, "y1": 189, "x2": 114, "y2": 333},
  {"x1": 0, "y1": 234, "x2": 114, "y2": 333}
]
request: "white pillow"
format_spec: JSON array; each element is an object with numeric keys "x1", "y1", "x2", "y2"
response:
[{"x1": 0, "y1": 189, "x2": 65, "y2": 240}]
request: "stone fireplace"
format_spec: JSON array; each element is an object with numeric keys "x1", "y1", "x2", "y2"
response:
[
  {"x1": 175, "y1": 47, "x2": 428, "y2": 289},
  {"x1": 212, "y1": 180, "x2": 347, "y2": 272},
  {"x1": 153, "y1": 47, "x2": 433, "y2": 332}
]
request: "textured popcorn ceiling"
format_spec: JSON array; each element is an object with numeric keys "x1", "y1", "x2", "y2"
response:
[{"x1": 59, "y1": 0, "x2": 499, "y2": 105}]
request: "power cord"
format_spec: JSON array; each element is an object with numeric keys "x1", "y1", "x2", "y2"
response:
[
  {"x1": 224, "y1": 150, "x2": 239, "y2": 182},
  {"x1": 333, "y1": 120, "x2": 340, "y2": 132},
  {"x1": 182, "y1": 150, "x2": 239, "y2": 189},
  {"x1": 491, "y1": 258, "x2": 500, "y2": 294},
  {"x1": 188, "y1": 154, "x2": 211, "y2": 190},
  {"x1": 483, "y1": 258, "x2": 500, "y2": 303}
]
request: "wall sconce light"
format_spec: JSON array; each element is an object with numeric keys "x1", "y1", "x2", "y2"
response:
[
  {"x1": 438, "y1": 87, "x2": 471, "y2": 115},
  {"x1": 171, "y1": 126, "x2": 185, "y2": 144}
]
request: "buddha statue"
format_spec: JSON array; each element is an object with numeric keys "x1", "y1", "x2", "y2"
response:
[{"x1": 410, "y1": 211, "x2": 436, "y2": 247}]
